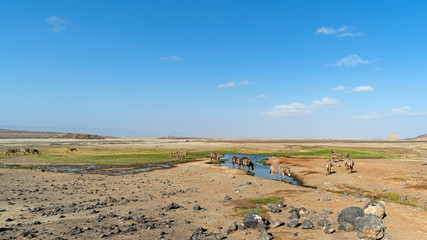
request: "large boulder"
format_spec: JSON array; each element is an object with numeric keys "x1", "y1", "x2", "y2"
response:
[
  {"x1": 355, "y1": 214, "x2": 385, "y2": 240},
  {"x1": 338, "y1": 207, "x2": 364, "y2": 225},
  {"x1": 243, "y1": 212, "x2": 263, "y2": 228},
  {"x1": 363, "y1": 200, "x2": 386, "y2": 218}
]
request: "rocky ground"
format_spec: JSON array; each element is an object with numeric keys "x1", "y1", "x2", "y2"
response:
[{"x1": 0, "y1": 158, "x2": 426, "y2": 240}]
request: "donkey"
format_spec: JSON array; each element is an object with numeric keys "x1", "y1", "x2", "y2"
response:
[
  {"x1": 178, "y1": 151, "x2": 188, "y2": 159},
  {"x1": 241, "y1": 158, "x2": 255, "y2": 172},
  {"x1": 5, "y1": 149, "x2": 20, "y2": 156},
  {"x1": 67, "y1": 148, "x2": 78, "y2": 153},
  {"x1": 170, "y1": 150, "x2": 178, "y2": 158},
  {"x1": 345, "y1": 159, "x2": 354, "y2": 173},
  {"x1": 330, "y1": 150, "x2": 336, "y2": 162},
  {"x1": 210, "y1": 152, "x2": 224, "y2": 162},
  {"x1": 337, "y1": 152, "x2": 343, "y2": 161},
  {"x1": 232, "y1": 156, "x2": 241, "y2": 168},
  {"x1": 325, "y1": 159, "x2": 332, "y2": 176},
  {"x1": 31, "y1": 149, "x2": 40, "y2": 155},
  {"x1": 24, "y1": 148, "x2": 32, "y2": 155},
  {"x1": 345, "y1": 151, "x2": 350, "y2": 159},
  {"x1": 270, "y1": 164, "x2": 291, "y2": 181}
]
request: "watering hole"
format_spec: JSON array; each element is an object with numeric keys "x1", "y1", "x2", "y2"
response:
[
  {"x1": 219, "y1": 154, "x2": 299, "y2": 186},
  {"x1": 1, "y1": 154, "x2": 300, "y2": 185}
]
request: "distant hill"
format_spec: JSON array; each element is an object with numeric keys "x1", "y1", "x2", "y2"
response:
[
  {"x1": 0, "y1": 129, "x2": 112, "y2": 139},
  {"x1": 413, "y1": 133, "x2": 427, "y2": 140}
]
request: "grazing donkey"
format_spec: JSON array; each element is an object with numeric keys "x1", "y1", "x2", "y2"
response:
[
  {"x1": 24, "y1": 148, "x2": 32, "y2": 155},
  {"x1": 345, "y1": 159, "x2": 354, "y2": 173},
  {"x1": 5, "y1": 149, "x2": 20, "y2": 156},
  {"x1": 170, "y1": 150, "x2": 178, "y2": 158},
  {"x1": 241, "y1": 157, "x2": 254, "y2": 172},
  {"x1": 178, "y1": 151, "x2": 188, "y2": 159},
  {"x1": 270, "y1": 164, "x2": 291, "y2": 181},
  {"x1": 31, "y1": 149, "x2": 40, "y2": 155},
  {"x1": 345, "y1": 151, "x2": 350, "y2": 159},
  {"x1": 67, "y1": 148, "x2": 78, "y2": 153},
  {"x1": 325, "y1": 160, "x2": 332, "y2": 176},
  {"x1": 337, "y1": 152, "x2": 343, "y2": 161}
]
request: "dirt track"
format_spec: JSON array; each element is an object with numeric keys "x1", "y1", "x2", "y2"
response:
[{"x1": 0, "y1": 138, "x2": 426, "y2": 239}]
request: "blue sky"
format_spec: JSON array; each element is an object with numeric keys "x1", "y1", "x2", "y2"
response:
[{"x1": 1, "y1": 1, "x2": 426, "y2": 138}]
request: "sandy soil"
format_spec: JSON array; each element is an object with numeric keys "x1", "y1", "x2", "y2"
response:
[{"x1": 0, "y1": 138, "x2": 426, "y2": 240}]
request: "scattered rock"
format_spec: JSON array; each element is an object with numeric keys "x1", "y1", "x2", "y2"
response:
[
  {"x1": 193, "y1": 204, "x2": 202, "y2": 211},
  {"x1": 338, "y1": 207, "x2": 364, "y2": 225},
  {"x1": 268, "y1": 219, "x2": 282, "y2": 228},
  {"x1": 276, "y1": 200, "x2": 284, "y2": 208},
  {"x1": 338, "y1": 222, "x2": 355, "y2": 232},
  {"x1": 301, "y1": 220, "x2": 314, "y2": 229},
  {"x1": 324, "y1": 225, "x2": 335, "y2": 234},
  {"x1": 286, "y1": 217, "x2": 299, "y2": 228},
  {"x1": 318, "y1": 219, "x2": 331, "y2": 227},
  {"x1": 243, "y1": 212, "x2": 263, "y2": 228},
  {"x1": 258, "y1": 230, "x2": 273, "y2": 240},
  {"x1": 227, "y1": 222, "x2": 238, "y2": 233},
  {"x1": 355, "y1": 214, "x2": 385, "y2": 240},
  {"x1": 267, "y1": 204, "x2": 280, "y2": 213},
  {"x1": 223, "y1": 195, "x2": 232, "y2": 201},
  {"x1": 163, "y1": 202, "x2": 182, "y2": 211},
  {"x1": 322, "y1": 195, "x2": 331, "y2": 201},
  {"x1": 363, "y1": 200, "x2": 386, "y2": 218}
]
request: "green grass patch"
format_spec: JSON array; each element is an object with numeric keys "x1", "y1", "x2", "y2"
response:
[
  {"x1": 237, "y1": 208, "x2": 266, "y2": 215},
  {"x1": 246, "y1": 172, "x2": 255, "y2": 176},
  {"x1": 259, "y1": 148, "x2": 394, "y2": 159},
  {"x1": 18, "y1": 148, "x2": 214, "y2": 166},
  {"x1": 248, "y1": 197, "x2": 281, "y2": 204}
]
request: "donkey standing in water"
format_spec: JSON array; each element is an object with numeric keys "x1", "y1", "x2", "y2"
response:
[
  {"x1": 270, "y1": 164, "x2": 291, "y2": 181},
  {"x1": 209, "y1": 152, "x2": 224, "y2": 162},
  {"x1": 232, "y1": 156, "x2": 242, "y2": 168},
  {"x1": 241, "y1": 157, "x2": 255, "y2": 172}
]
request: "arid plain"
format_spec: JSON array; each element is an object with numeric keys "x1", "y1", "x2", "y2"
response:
[{"x1": 0, "y1": 137, "x2": 426, "y2": 240}]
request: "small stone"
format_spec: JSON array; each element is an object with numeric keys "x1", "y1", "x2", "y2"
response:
[
  {"x1": 257, "y1": 231, "x2": 273, "y2": 240},
  {"x1": 318, "y1": 219, "x2": 331, "y2": 227},
  {"x1": 324, "y1": 225, "x2": 335, "y2": 234},
  {"x1": 301, "y1": 220, "x2": 314, "y2": 229},
  {"x1": 224, "y1": 195, "x2": 232, "y2": 201},
  {"x1": 286, "y1": 218, "x2": 299, "y2": 228},
  {"x1": 276, "y1": 200, "x2": 284, "y2": 208},
  {"x1": 322, "y1": 195, "x2": 331, "y2": 201},
  {"x1": 270, "y1": 219, "x2": 284, "y2": 228},
  {"x1": 267, "y1": 204, "x2": 280, "y2": 213}
]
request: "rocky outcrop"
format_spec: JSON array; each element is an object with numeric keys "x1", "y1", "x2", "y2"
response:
[{"x1": 355, "y1": 214, "x2": 385, "y2": 240}]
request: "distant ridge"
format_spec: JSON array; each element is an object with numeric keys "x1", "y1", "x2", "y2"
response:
[
  {"x1": 412, "y1": 133, "x2": 427, "y2": 140},
  {"x1": 0, "y1": 129, "x2": 112, "y2": 139}
]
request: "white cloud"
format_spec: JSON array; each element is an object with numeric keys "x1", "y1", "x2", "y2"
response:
[
  {"x1": 357, "y1": 112, "x2": 381, "y2": 119},
  {"x1": 312, "y1": 97, "x2": 340, "y2": 106},
  {"x1": 352, "y1": 86, "x2": 374, "y2": 92},
  {"x1": 388, "y1": 106, "x2": 427, "y2": 116},
  {"x1": 262, "y1": 97, "x2": 339, "y2": 117},
  {"x1": 262, "y1": 103, "x2": 312, "y2": 117},
  {"x1": 257, "y1": 94, "x2": 268, "y2": 98},
  {"x1": 218, "y1": 82, "x2": 236, "y2": 88},
  {"x1": 332, "y1": 85, "x2": 346, "y2": 91},
  {"x1": 239, "y1": 80, "x2": 250, "y2": 85},
  {"x1": 329, "y1": 55, "x2": 370, "y2": 67},
  {"x1": 316, "y1": 26, "x2": 363, "y2": 37},
  {"x1": 46, "y1": 16, "x2": 70, "y2": 32},
  {"x1": 160, "y1": 56, "x2": 182, "y2": 61},
  {"x1": 358, "y1": 106, "x2": 427, "y2": 119}
]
